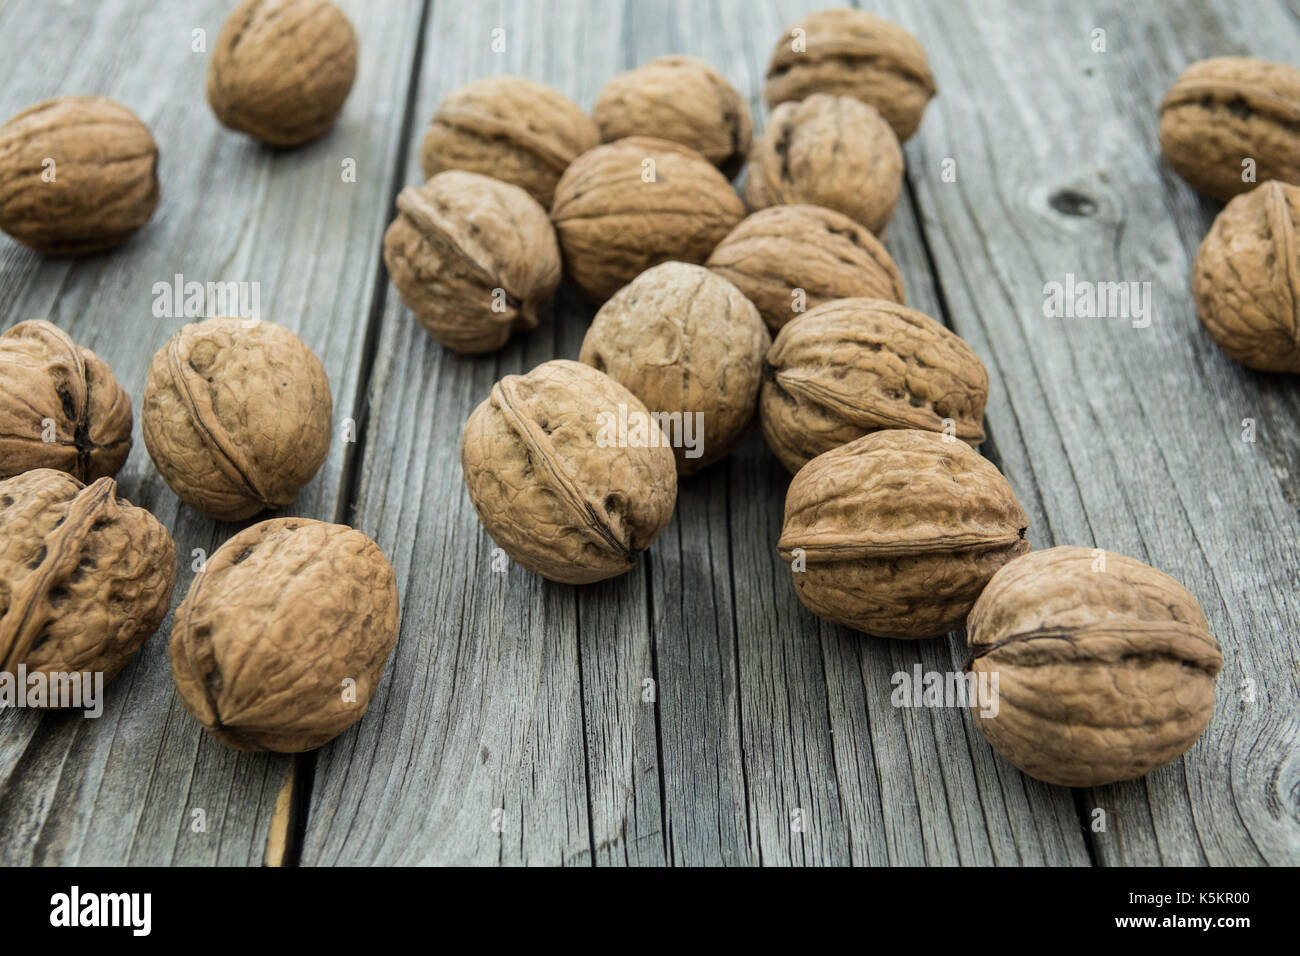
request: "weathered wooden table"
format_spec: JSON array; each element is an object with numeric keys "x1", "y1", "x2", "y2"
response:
[{"x1": 0, "y1": 0, "x2": 1296, "y2": 866}]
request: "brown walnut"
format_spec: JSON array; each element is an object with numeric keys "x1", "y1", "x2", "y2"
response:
[
  {"x1": 384, "y1": 170, "x2": 562, "y2": 354},
  {"x1": 461, "y1": 360, "x2": 677, "y2": 584},
  {"x1": 778, "y1": 429, "x2": 1029, "y2": 640},
  {"x1": 1192, "y1": 180, "x2": 1300, "y2": 373},
  {"x1": 761, "y1": 298, "x2": 987, "y2": 473},
  {"x1": 142, "y1": 317, "x2": 332, "y2": 521},
  {"x1": 170, "y1": 517, "x2": 399, "y2": 752},
  {"x1": 206, "y1": 0, "x2": 358, "y2": 146},
  {"x1": 706, "y1": 204, "x2": 905, "y2": 333},
  {"x1": 0, "y1": 469, "x2": 176, "y2": 700},
  {"x1": 550, "y1": 137, "x2": 745, "y2": 303},
  {"x1": 1159, "y1": 57, "x2": 1300, "y2": 201},
  {"x1": 966, "y1": 546, "x2": 1222, "y2": 787},
  {"x1": 0, "y1": 321, "x2": 133, "y2": 482},
  {"x1": 419, "y1": 75, "x2": 599, "y2": 208},
  {"x1": 0, "y1": 96, "x2": 159, "y2": 254}
]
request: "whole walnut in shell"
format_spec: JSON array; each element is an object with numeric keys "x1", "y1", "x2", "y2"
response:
[
  {"x1": 1159, "y1": 57, "x2": 1300, "y2": 201},
  {"x1": 762, "y1": 299, "x2": 988, "y2": 473},
  {"x1": 384, "y1": 170, "x2": 561, "y2": 354},
  {"x1": 706, "y1": 205, "x2": 905, "y2": 333},
  {"x1": 578, "y1": 262, "x2": 770, "y2": 475},
  {"x1": 1192, "y1": 180, "x2": 1300, "y2": 373},
  {"x1": 206, "y1": 0, "x2": 357, "y2": 146},
  {"x1": 0, "y1": 96, "x2": 158, "y2": 254},
  {"x1": 170, "y1": 518, "x2": 399, "y2": 752},
  {"x1": 593, "y1": 56, "x2": 752, "y2": 178},
  {"x1": 744, "y1": 93, "x2": 902, "y2": 236},
  {"x1": 419, "y1": 75, "x2": 599, "y2": 208},
  {"x1": 461, "y1": 360, "x2": 677, "y2": 584},
  {"x1": 0, "y1": 321, "x2": 132, "y2": 482},
  {"x1": 1, "y1": 469, "x2": 176, "y2": 700},
  {"x1": 551, "y1": 137, "x2": 745, "y2": 303},
  {"x1": 967, "y1": 546, "x2": 1222, "y2": 787},
  {"x1": 142, "y1": 317, "x2": 332, "y2": 521},
  {"x1": 778, "y1": 429, "x2": 1029, "y2": 640},
  {"x1": 764, "y1": 9, "x2": 936, "y2": 142}
]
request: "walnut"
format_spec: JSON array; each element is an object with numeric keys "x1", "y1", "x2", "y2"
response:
[
  {"x1": 778, "y1": 429, "x2": 1029, "y2": 639},
  {"x1": 763, "y1": 9, "x2": 936, "y2": 142},
  {"x1": 0, "y1": 321, "x2": 132, "y2": 482},
  {"x1": 1159, "y1": 57, "x2": 1300, "y2": 201},
  {"x1": 578, "y1": 262, "x2": 770, "y2": 475},
  {"x1": 706, "y1": 204, "x2": 905, "y2": 333},
  {"x1": 0, "y1": 469, "x2": 176, "y2": 701},
  {"x1": 744, "y1": 93, "x2": 902, "y2": 236},
  {"x1": 169, "y1": 517, "x2": 399, "y2": 752},
  {"x1": 593, "y1": 56, "x2": 753, "y2": 178},
  {"x1": 383, "y1": 170, "x2": 561, "y2": 354},
  {"x1": 142, "y1": 317, "x2": 332, "y2": 521},
  {"x1": 551, "y1": 137, "x2": 746, "y2": 303},
  {"x1": 0, "y1": 96, "x2": 158, "y2": 254},
  {"x1": 967, "y1": 546, "x2": 1222, "y2": 787},
  {"x1": 761, "y1": 298, "x2": 987, "y2": 473},
  {"x1": 1192, "y1": 180, "x2": 1300, "y2": 373},
  {"x1": 206, "y1": 0, "x2": 357, "y2": 146},
  {"x1": 419, "y1": 75, "x2": 599, "y2": 209},
  {"x1": 461, "y1": 360, "x2": 677, "y2": 584}
]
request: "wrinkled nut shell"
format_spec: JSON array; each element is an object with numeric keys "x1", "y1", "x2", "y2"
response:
[
  {"x1": 743, "y1": 93, "x2": 902, "y2": 236},
  {"x1": 1192, "y1": 180, "x2": 1300, "y2": 373},
  {"x1": 420, "y1": 75, "x2": 599, "y2": 208},
  {"x1": 0, "y1": 321, "x2": 133, "y2": 482},
  {"x1": 778, "y1": 430, "x2": 1029, "y2": 640},
  {"x1": 142, "y1": 317, "x2": 332, "y2": 521},
  {"x1": 0, "y1": 469, "x2": 176, "y2": 700},
  {"x1": 1159, "y1": 57, "x2": 1300, "y2": 201},
  {"x1": 461, "y1": 360, "x2": 677, "y2": 584},
  {"x1": 707, "y1": 205, "x2": 905, "y2": 333},
  {"x1": 967, "y1": 546, "x2": 1222, "y2": 787},
  {"x1": 0, "y1": 96, "x2": 159, "y2": 254},
  {"x1": 764, "y1": 8, "x2": 936, "y2": 142},
  {"x1": 384, "y1": 170, "x2": 561, "y2": 354},
  {"x1": 169, "y1": 517, "x2": 399, "y2": 752},
  {"x1": 206, "y1": 0, "x2": 357, "y2": 146},
  {"x1": 762, "y1": 298, "x2": 988, "y2": 473},
  {"x1": 551, "y1": 136, "x2": 746, "y2": 303}
]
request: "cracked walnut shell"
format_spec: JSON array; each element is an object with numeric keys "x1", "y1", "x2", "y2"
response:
[
  {"x1": 461, "y1": 360, "x2": 677, "y2": 584},
  {"x1": 967, "y1": 546, "x2": 1222, "y2": 787},
  {"x1": 778, "y1": 429, "x2": 1029, "y2": 640},
  {"x1": 170, "y1": 517, "x2": 399, "y2": 752}
]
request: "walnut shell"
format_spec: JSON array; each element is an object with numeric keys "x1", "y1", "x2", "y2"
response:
[
  {"x1": 169, "y1": 517, "x2": 399, "y2": 752},
  {"x1": 578, "y1": 262, "x2": 770, "y2": 475},
  {"x1": 383, "y1": 170, "x2": 562, "y2": 354},
  {"x1": 743, "y1": 93, "x2": 902, "y2": 236},
  {"x1": 551, "y1": 137, "x2": 746, "y2": 303},
  {"x1": 419, "y1": 75, "x2": 599, "y2": 209},
  {"x1": 761, "y1": 299, "x2": 988, "y2": 473},
  {"x1": 142, "y1": 317, "x2": 332, "y2": 521},
  {"x1": 1159, "y1": 57, "x2": 1300, "y2": 201},
  {"x1": 0, "y1": 96, "x2": 159, "y2": 254},
  {"x1": 778, "y1": 429, "x2": 1029, "y2": 640},
  {"x1": 1192, "y1": 180, "x2": 1300, "y2": 373},
  {"x1": 967, "y1": 546, "x2": 1222, "y2": 787},
  {"x1": 0, "y1": 469, "x2": 176, "y2": 702},
  {"x1": 593, "y1": 56, "x2": 753, "y2": 178},
  {"x1": 763, "y1": 9, "x2": 936, "y2": 142},
  {"x1": 461, "y1": 360, "x2": 677, "y2": 584},
  {"x1": 706, "y1": 204, "x2": 905, "y2": 333},
  {"x1": 206, "y1": 0, "x2": 357, "y2": 146},
  {"x1": 0, "y1": 321, "x2": 132, "y2": 482}
]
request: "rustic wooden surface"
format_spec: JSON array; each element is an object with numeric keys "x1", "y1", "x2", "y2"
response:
[{"x1": 0, "y1": 0, "x2": 1296, "y2": 866}]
